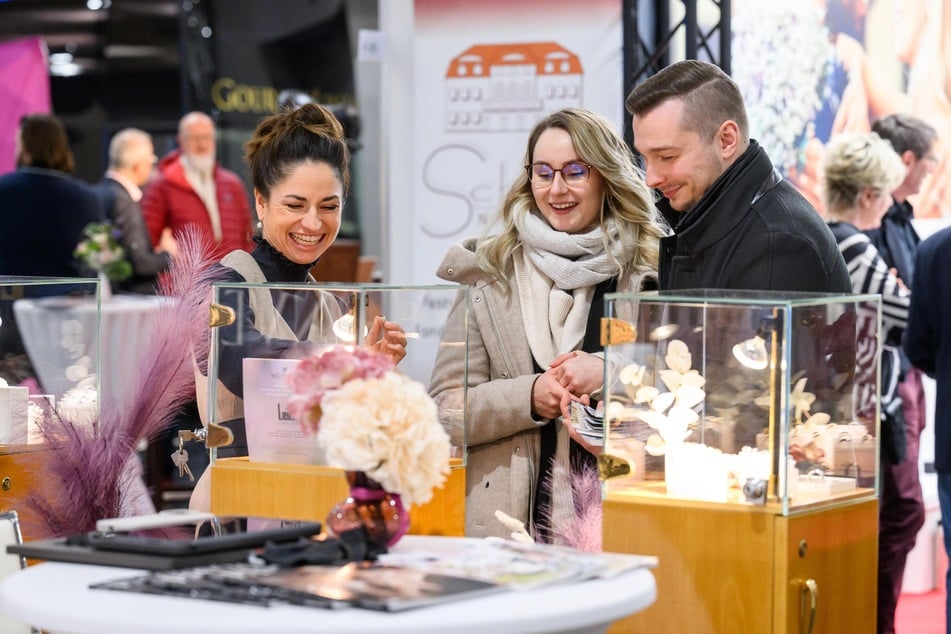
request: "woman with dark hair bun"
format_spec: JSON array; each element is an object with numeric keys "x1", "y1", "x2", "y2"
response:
[{"x1": 189, "y1": 103, "x2": 406, "y2": 510}]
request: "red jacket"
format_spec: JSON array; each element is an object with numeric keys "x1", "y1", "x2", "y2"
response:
[{"x1": 141, "y1": 149, "x2": 253, "y2": 259}]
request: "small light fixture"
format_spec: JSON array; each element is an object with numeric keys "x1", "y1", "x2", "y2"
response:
[
  {"x1": 732, "y1": 317, "x2": 776, "y2": 370},
  {"x1": 733, "y1": 335, "x2": 768, "y2": 370},
  {"x1": 331, "y1": 293, "x2": 368, "y2": 343},
  {"x1": 649, "y1": 323, "x2": 679, "y2": 341},
  {"x1": 332, "y1": 308, "x2": 358, "y2": 342}
]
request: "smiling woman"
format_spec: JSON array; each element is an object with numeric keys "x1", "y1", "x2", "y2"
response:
[
  {"x1": 188, "y1": 103, "x2": 408, "y2": 512},
  {"x1": 429, "y1": 107, "x2": 667, "y2": 542}
]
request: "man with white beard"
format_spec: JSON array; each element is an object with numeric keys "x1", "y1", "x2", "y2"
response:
[{"x1": 141, "y1": 111, "x2": 253, "y2": 259}]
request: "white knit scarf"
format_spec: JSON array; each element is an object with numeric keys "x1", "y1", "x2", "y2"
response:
[{"x1": 514, "y1": 212, "x2": 620, "y2": 368}]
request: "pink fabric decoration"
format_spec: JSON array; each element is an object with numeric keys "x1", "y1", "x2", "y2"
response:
[{"x1": 0, "y1": 37, "x2": 51, "y2": 175}]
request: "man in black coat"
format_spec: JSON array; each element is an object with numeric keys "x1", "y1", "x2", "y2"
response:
[
  {"x1": 93, "y1": 128, "x2": 171, "y2": 294},
  {"x1": 626, "y1": 60, "x2": 851, "y2": 293}
]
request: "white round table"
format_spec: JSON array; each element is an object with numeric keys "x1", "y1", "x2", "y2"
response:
[{"x1": 0, "y1": 536, "x2": 656, "y2": 634}]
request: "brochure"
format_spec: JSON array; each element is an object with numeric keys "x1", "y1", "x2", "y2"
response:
[
  {"x1": 378, "y1": 537, "x2": 658, "y2": 590},
  {"x1": 242, "y1": 358, "x2": 322, "y2": 464}
]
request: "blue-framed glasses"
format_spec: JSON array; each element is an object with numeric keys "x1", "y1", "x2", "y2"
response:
[{"x1": 525, "y1": 161, "x2": 591, "y2": 188}]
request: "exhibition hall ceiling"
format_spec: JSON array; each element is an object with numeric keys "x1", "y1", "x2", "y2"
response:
[{"x1": 0, "y1": 0, "x2": 181, "y2": 75}]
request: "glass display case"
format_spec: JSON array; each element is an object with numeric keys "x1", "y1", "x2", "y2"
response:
[
  {"x1": 599, "y1": 289, "x2": 881, "y2": 514},
  {"x1": 204, "y1": 281, "x2": 468, "y2": 464},
  {"x1": 201, "y1": 281, "x2": 468, "y2": 533},
  {"x1": 0, "y1": 276, "x2": 102, "y2": 538},
  {"x1": 0, "y1": 276, "x2": 101, "y2": 445}
]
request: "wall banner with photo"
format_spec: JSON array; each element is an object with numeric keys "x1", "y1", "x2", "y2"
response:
[
  {"x1": 733, "y1": 0, "x2": 951, "y2": 224},
  {"x1": 384, "y1": 0, "x2": 623, "y2": 287}
]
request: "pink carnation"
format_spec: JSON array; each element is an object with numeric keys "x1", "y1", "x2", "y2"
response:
[{"x1": 286, "y1": 345, "x2": 394, "y2": 434}]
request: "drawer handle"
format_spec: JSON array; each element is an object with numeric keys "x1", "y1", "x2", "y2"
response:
[
  {"x1": 799, "y1": 578, "x2": 818, "y2": 634},
  {"x1": 1, "y1": 477, "x2": 11, "y2": 491}
]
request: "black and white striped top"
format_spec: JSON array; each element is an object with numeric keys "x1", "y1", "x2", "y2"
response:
[
  {"x1": 829, "y1": 221, "x2": 910, "y2": 402},
  {"x1": 829, "y1": 221, "x2": 910, "y2": 342}
]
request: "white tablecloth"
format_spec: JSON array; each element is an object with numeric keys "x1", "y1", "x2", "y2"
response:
[
  {"x1": 0, "y1": 536, "x2": 657, "y2": 634},
  {"x1": 13, "y1": 295, "x2": 166, "y2": 402}
]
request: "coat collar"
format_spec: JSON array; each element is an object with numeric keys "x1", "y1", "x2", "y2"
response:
[{"x1": 663, "y1": 140, "x2": 775, "y2": 253}]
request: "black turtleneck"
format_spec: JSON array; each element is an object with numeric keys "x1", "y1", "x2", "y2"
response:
[
  {"x1": 215, "y1": 237, "x2": 324, "y2": 396},
  {"x1": 237, "y1": 235, "x2": 317, "y2": 283}
]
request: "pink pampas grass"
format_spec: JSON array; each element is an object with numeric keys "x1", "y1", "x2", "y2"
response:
[
  {"x1": 20, "y1": 230, "x2": 223, "y2": 538},
  {"x1": 535, "y1": 457, "x2": 603, "y2": 552}
]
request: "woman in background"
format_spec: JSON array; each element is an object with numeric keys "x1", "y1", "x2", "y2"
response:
[
  {"x1": 429, "y1": 108, "x2": 665, "y2": 540},
  {"x1": 821, "y1": 131, "x2": 914, "y2": 634}
]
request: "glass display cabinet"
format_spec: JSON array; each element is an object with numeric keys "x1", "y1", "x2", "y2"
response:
[
  {"x1": 0, "y1": 277, "x2": 100, "y2": 537},
  {"x1": 202, "y1": 282, "x2": 468, "y2": 536},
  {"x1": 599, "y1": 290, "x2": 881, "y2": 634}
]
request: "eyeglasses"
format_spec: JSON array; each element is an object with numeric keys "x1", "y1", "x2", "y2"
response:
[{"x1": 525, "y1": 161, "x2": 591, "y2": 188}]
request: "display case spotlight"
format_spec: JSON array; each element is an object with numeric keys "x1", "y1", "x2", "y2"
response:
[
  {"x1": 732, "y1": 317, "x2": 776, "y2": 370},
  {"x1": 332, "y1": 308, "x2": 358, "y2": 342},
  {"x1": 332, "y1": 293, "x2": 367, "y2": 343}
]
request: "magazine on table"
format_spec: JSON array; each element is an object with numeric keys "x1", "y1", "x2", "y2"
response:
[
  {"x1": 90, "y1": 538, "x2": 657, "y2": 610},
  {"x1": 377, "y1": 537, "x2": 658, "y2": 590},
  {"x1": 92, "y1": 560, "x2": 503, "y2": 612}
]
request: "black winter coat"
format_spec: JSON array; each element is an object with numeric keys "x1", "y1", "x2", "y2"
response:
[{"x1": 658, "y1": 141, "x2": 852, "y2": 293}]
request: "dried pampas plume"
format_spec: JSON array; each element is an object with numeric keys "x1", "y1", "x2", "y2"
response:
[
  {"x1": 19, "y1": 230, "x2": 223, "y2": 538},
  {"x1": 535, "y1": 458, "x2": 603, "y2": 552}
]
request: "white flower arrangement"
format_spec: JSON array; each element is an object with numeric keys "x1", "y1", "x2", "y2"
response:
[{"x1": 287, "y1": 346, "x2": 452, "y2": 507}]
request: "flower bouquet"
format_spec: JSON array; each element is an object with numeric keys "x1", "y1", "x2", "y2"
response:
[
  {"x1": 286, "y1": 346, "x2": 451, "y2": 545},
  {"x1": 74, "y1": 222, "x2": 133, "y2": 283}
]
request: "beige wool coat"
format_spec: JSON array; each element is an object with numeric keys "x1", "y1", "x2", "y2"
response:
[{"x1": 430, "y1": 237, "x2": 656, "y2": 538}]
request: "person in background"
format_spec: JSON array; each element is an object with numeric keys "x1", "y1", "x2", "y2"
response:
[
  {"x1": 0, "y1": 114, "x2": 102, "y2": 277},
  {"x1": 864, "y1": 112, "x2": 938, "y2": 634},
  {"x1": 188, "y1": 102, "x2": 406, "y2": 511},
  {"x1": 866, "y1": 114, "x2": 937, "y2": 284},
  {"x1": 93, "y1": 128, "x2": 171, "y2": 294},
  {"x1": 904, "y1": 225, "x2": 951, "y2": 634},
  {"x1": 626, "y1": 59, "x2": 852, "y2": 293},
  {"x1": 141, "y1": 111, "x2": 253, "y2": 260},
  {"x1": 821, "y1": 131, "x2": 913, "y2": 634},
  {"x1": 429, "y1": 108, "x2": 665, "y2": 540}
]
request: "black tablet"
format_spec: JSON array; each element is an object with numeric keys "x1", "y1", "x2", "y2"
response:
[{"x1": 74, "y1": 521, "x2": 323, "y2": 556}]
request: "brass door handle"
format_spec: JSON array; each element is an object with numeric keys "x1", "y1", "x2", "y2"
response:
[{"x1": 799, "y1": 578, "x2": 818, "y2": 634}]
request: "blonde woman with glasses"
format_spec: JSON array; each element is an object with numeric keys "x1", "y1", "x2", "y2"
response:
[{"x1": 429, "y1": 108, "x2": 667, "y2": 541}]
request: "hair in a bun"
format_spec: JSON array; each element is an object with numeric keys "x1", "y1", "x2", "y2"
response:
[{"x1": 245, "y1": 103, "x2": 350, "y2": 196}]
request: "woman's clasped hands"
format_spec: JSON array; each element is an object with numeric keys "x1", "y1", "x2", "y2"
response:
[{"x1": 530, "y1": 350, "x2": 605, "y2": 455}]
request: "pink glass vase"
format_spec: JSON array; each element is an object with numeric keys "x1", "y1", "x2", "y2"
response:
[{"x1": 326, "y1": 470, "x2": 410, "y2": 547}]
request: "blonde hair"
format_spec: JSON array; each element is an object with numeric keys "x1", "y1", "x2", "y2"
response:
[
  {"x1": 821, "y1": 132, "x2": 906, "y2": 216},
  {"x1": 477, "y1": 108, "x2": 663, "y2": 282}
]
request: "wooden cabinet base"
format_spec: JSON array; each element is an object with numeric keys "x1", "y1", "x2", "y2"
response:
[
  {"x1": 603, "y1": 496, "x2": 877, "y2": 634},
  {"x1": 210, "y1": 457, "x2": 465, "y2": 537},
  {"x1": 0, "y1": 445, "x2": 49, "y2": 541}
]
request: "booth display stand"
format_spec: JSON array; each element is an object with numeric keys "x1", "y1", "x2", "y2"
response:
[
  {"x1": 210, "y1": 457, "x2": 466, "y2": 537},
  {"x1": 603, "y1": 494, "x2": 877, "y2": 633}
]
